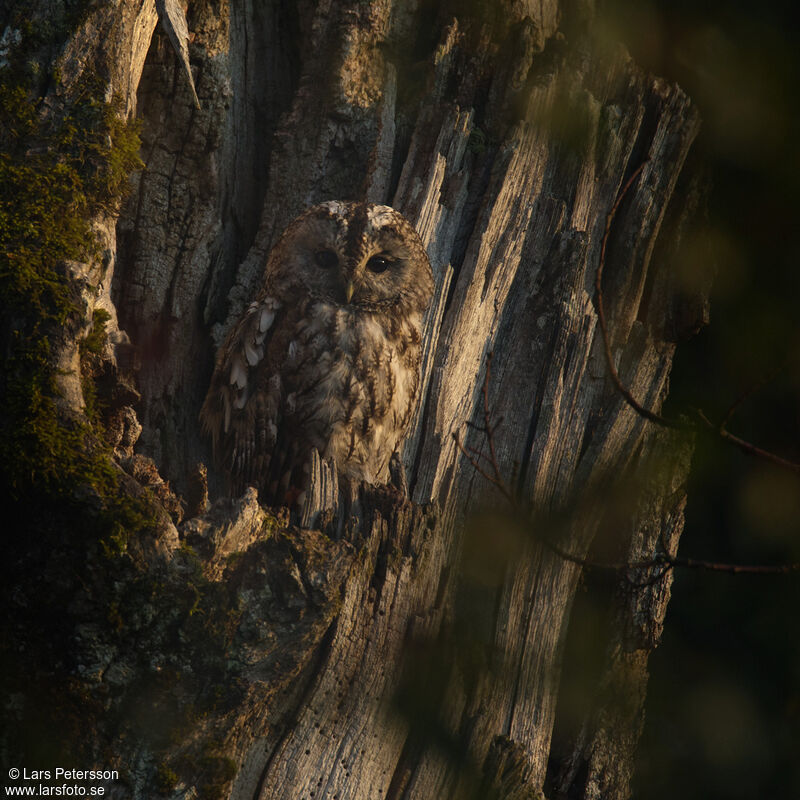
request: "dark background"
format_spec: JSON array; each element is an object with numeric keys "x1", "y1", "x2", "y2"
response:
[{"x1": 598, "y1": 1, "x2": 800, "y2": 796}]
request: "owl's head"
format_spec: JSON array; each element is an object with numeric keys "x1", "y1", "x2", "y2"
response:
[{"x1": 266, "y1": 201, "x2": 433, "y2": 314}]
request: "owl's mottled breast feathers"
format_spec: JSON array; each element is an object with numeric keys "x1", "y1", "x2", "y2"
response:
[{"x1": 200, "y1": 201, "x2": 433, "y2": 503}]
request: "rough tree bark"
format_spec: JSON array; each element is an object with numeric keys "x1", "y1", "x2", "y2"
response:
[{"x1": 2, "y1": 1, "x2": 707, "y2": 799}]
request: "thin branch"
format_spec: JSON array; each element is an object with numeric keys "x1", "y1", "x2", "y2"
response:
[
  {"x1": 697, "y1": 410, "x2": 800, "y2": 474},
  {"x1": 721, "y1": 363, "x2": 784, "y2": 429},
  {"x1": 594, "y1": 162, "x2": 800, "y2": 474},
  {"x1": 453, "y1": 431, "x2": 514, "y2": 504},
  {"x1": 595, "y1": 162, "x2": 682, "y2": 429},
  {"x1": 482, "y1": 352, "x2": 503, "y2": 484},
  {"x1": 670, "y1": 555, "x2": 800, "y2": 575},
  {"x1": 453, "y1": 351, "x2": 516, "y2": 506},
  {"x1": 624, "y1": 562, "x2": 675, "y2": 588}
]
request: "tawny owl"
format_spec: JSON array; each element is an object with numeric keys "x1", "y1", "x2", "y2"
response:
[{"x1": 200, "y1": 201, "x2": 433, "y2": 503}]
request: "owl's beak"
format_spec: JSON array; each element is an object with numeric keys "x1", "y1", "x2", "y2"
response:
[{"x1": 345, "y1": 280, "x2": 355, "y2": 304}]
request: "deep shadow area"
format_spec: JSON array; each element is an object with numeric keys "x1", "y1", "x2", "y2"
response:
[{"x1": 605, "y1": 1, "x2": 800, "y2": 797}]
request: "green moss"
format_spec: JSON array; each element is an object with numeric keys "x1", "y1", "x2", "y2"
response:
[
  {"x1": 1, "y1": 23, "x2": 163, "y2": 744},
  {"x1": 467, "y1": 126, "x2": 488, "y2": 154},
  {"x1": 0, "y1": 20, "x2": 253, "y2": 792},
  {"x1": 0, "y1": 38, "x2": 142, "y2": 507},
  {"x1": 82, "y1": 307, "x2": 111, "y2": 356},
  {"x1": 106, "y1": 600, "x2": 124, "y2": 633},
  {"x1": 0, "y1": 14, "x2": 208, "y2": 784},
  {"x1": 154, "y1": 762, "x2": 179, "y2": 795},
  {"x1": 170, "y1": 744, "x2": 238, "y2": 800},
  {"x1": 191, "y1": 743, "x2": 238, "y2": 800},
  {"x1": 199, "y1": 756, "x2": 238, "y2": 800},
  {"x1": 80, "y1": 307, "x2": 111, "y2": 424}
]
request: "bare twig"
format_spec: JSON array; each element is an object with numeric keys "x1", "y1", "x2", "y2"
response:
[
  {"x1": 721, "y1": 363, "x2": 784, "y2": 429},
  {"x1": 670, "y1": 554, "x2": 800, "y2": 575},
  {"x1": 695, "y1": 409, "x2": 800, "y2": 473},
  {"x1": 594, "y1": 162, "x2": 800, "y2": 474},
  {"x1": 454, "y1": 431, "x2": 515, "y2": 504},
  {"x1": 453, "y1": 351, "x2": 517, "y2": 506},
  {"x1": 594, "y1": 162, "x2": 681, "y2": 430}
]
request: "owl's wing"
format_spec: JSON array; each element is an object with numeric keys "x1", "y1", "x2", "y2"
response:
[{"x1": 200, "y1": 296, "x2": 283, "y2": 493}]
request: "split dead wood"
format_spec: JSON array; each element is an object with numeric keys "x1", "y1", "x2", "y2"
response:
[{"x1": 595, "y1": 162, "x2": 800, "y2": 475}]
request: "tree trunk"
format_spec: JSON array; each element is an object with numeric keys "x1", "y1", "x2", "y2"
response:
[{"x1": 2, "y1": 1, "x2": 706, "y2": 799}]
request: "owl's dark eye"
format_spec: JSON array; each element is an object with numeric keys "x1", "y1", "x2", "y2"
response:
[
  {"x1": 314, "y1": 249, "x2": 338, "y2": 269},
  {"x1": 366, "y1": 255, "x2": 392, "y2": 274}
]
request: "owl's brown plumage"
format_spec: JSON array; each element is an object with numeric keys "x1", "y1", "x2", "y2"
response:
[{"x1": 200, "y1": 201, "x2": 433, "y2": 502}]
